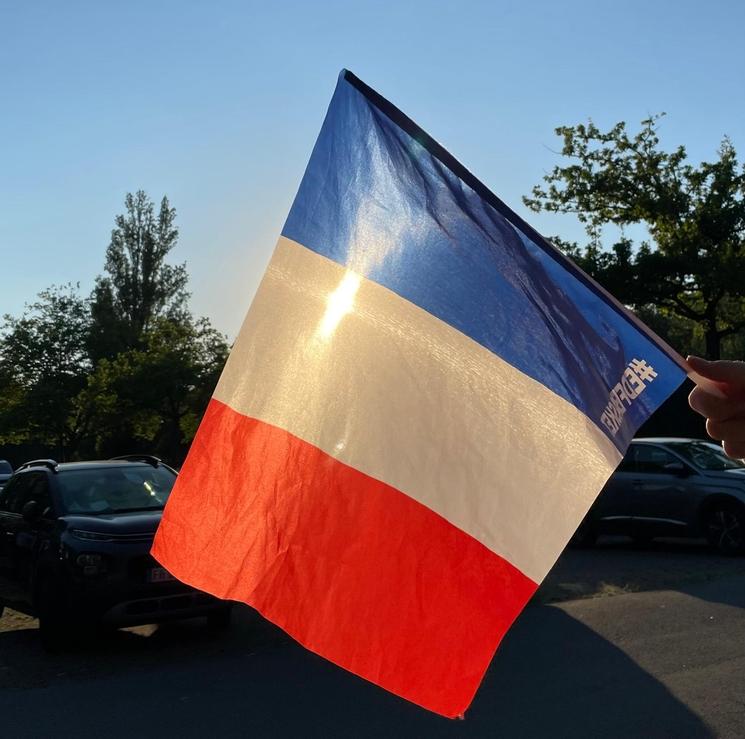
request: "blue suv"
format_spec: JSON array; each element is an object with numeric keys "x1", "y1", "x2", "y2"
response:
[{"x1": 0, "y1": 456, "x2": 231, "y2": 649}]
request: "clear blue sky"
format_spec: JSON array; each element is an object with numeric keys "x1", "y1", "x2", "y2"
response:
[{"x1": 2, "y1": 0, "x2": 743, "y2": 338}]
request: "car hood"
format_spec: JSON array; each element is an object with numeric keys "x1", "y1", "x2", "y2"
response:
[
  {"x1": 61, "y1": 510, "x2": 163, "y2": 536},
  {"x1": 700, "y1": 468, "x2": 745, "y2": 484}
]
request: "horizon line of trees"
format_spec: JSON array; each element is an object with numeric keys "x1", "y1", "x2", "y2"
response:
[{"x1": 0, "y1": 191, "x2": 229, "y2": 466}]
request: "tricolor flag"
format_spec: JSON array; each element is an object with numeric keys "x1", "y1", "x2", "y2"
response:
[{"x1": 153, "y1": 71, "x2": 689, "y2": 717}]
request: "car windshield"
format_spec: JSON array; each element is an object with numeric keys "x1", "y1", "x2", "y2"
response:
[
  {"x1": 56, "y1": 466, "x2": 176, "y2": 514},
  {"x1": 666, "y1": 441, "x2": 745, "y2": 471},
  {"x1": 0, "y1": 461, "x2": 12, "y2": 474}
]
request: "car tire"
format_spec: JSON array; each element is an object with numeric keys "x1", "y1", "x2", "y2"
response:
[
  {"x1": 705, "y1": 503, "x2": 745, "y2": 556},
  {"x1": 37, "y1": 578, "x2": 69, "y2": 653},
  {"x1": 206, "y1": 605, "x2": 232, "y2": 630}
]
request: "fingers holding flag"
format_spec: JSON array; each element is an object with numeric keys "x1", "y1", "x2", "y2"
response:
[
  {"x1": 705, "y1": 418, "x2": 745, "y2": 459},
  {"x1": 687, "y1": 356, "x2": 745, "y2": 458},
  {"x1": 687, "y1": 355, "x2": 745, "y2": 392}
]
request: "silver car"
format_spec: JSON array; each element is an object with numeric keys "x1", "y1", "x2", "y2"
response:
[{"x1": 574, "y1": 438, "x2": 745, "y2": 554}]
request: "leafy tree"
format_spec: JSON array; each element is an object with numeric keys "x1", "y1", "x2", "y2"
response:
[
  {"x1": 79, "y1": 316, "x2": 228, "y2": 460},
  {"x1": 0, "y1": 285, "x2": 91, "y2": 458},
  {"x1": 0, "y1": 192, "x2": 228, "y2": 465},
  {"x1": 0, "y1": 364, "x2": 26, "y2": 445},
  {"x1": 524, "y1": 116, "x2": 745, "y2": 359},
  {"x1": 89, "y1": 190, "x2": 189, "y2": 359}
]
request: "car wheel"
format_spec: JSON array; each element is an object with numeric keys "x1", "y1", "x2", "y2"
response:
[
  {"x1": 37, "y1": 578, "x2": 69, "y2": 653},
  {"x1": 207, "y1": 605, "x2": 232, "y2": 630},
  {"x1": 705, "y1": 504, "x2": 745, "y2": 556}
]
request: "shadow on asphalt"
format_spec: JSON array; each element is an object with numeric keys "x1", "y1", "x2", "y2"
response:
[
  {"x1": 539, "y1": 536, "x2": 745, "y2": 604},
  {"x1": 0, "y1": 602, "x2": 712, "y2": 738},
  {"x1": 676, "y1": 569, "x2": 745, "y2": 611}
]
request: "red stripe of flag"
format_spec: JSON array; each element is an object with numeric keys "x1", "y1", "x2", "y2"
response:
[{"x1": 152, "y1": 399, "x2": 538, "y2": 717}]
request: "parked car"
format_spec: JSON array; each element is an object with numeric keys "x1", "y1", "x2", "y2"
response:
[
  {"x1": 0, "y1": 460, "x2": 12, "y2": 490},
  {"x1": 574, "y1": 438, "x2": 745, "y2": 554},
  {"x1": 0, "y1": 455, "x2": 231, "y2": 649}
]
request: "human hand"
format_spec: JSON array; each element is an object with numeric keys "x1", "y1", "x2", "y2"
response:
[{"x1": 687, "y1": 355, "x2": 745, "y2": 458}]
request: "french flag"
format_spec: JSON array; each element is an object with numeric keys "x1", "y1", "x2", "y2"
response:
[{"x1": 152, "y1": 71, "x2": 687, "y2": 717}]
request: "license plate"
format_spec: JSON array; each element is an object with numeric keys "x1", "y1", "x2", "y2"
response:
[{"x1": 147, "y1": 566, "x2": 176, "y2": 583}]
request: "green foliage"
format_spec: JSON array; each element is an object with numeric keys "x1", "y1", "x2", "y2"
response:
[
  {"x1": 525, "y1": 116, "x2": 745, "y2": 359},
  {"x1": 89, "y1": 190, "x2": 189, "y2": 361},
  {"x1": 79, "y1": 317, "x2": 228, "y2": 458},
  {"x1": 0, "y1": 285, "x2": 91, "y2": 456},
  {"x1": 0, "y1": 192, "x2": 229, "y2": 464}
]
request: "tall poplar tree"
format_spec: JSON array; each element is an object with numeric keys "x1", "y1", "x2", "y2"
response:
[{"x1": 89, "y1": 190, "x2": 189, "y2": 359}]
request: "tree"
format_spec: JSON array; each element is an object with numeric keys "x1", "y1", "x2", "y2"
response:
[
  {"x1": 524, "y1": 116, "x2": 745, "y2": 359},
  {"x1": 0, "y1": 192, "x2": 228, "y2": 465},
  {"x1": 89, "y1": 190, "x2": 189, "y2": 359},
  {"x1": 79, "y1": 316, "x2": 228, "y2": 461},
  {"x1": 0, "y1": 284, "x2": 91, "y2": 458}
]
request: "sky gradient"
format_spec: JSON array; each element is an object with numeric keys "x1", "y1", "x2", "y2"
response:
[{"x1": 2, "y1": 0, "x2": 743, "y2": 338}]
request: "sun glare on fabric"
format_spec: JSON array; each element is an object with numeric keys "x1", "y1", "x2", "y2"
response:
[{"x1": 317, "y1": 271, "x2": 361, "y2": 339}]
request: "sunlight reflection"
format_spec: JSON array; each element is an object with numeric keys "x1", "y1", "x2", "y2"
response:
[{"x1": 317, "y1": 271, "x2": 361, "y2": 339}]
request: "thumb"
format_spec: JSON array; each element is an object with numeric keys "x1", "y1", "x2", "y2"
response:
[{"x1": 686, "y1": 356, "x2": 745, "y2": 386}]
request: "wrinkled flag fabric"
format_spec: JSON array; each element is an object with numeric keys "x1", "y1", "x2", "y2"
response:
[{"x1": 152, "y1": 70, "x2": 687, "y2": 717}]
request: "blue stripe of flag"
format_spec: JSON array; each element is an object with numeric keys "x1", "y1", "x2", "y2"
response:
[{"x1": 282, "y1": 72, "x2": 685, "y2": 450}]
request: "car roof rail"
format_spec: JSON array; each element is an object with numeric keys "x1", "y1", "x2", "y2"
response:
[
  {"x1": 16, "y1": 459, "x2": 59, "y2": 473},
  {"x1": 110, "y1": 454, "x2": 162, "y2": 468}
]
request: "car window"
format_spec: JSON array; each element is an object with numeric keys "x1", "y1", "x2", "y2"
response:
[
  {"x1": 617, "y1": 449, "x2": 637, "y2": 473},
  {"x1": 56, "y1": 466, "x2": 176, "y2": 514},
  {"x1": 667, "y1": 441, "x2": 745, "y2": 471},
  {"x1": 634, "y1": 445, "x2": 679, "y2": 474},
  {"x1": 24, "y1": 474, "x2": 54, "y2": 518},
  {"x1": 0, "y1": 476, "x2": 20, "y2": 511},
  {"x1": 0, "y1": 461, "x2": 12, "y2": 475},
  {"x1": 0, "y1": 473, "x2": 35, "y2": 514}
]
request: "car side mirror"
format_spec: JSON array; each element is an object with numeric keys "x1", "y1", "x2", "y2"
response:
[
  {"x1": 664, "y1": 462, "x2": 690, "y2": 477},
  {"x1": 21, "y1": 500, "x2": 42, "y2": 523}
]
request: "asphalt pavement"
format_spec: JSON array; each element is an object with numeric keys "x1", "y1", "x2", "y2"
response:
[{"x1": 1, "y1": 538, "x2": 743, "y2": 738}]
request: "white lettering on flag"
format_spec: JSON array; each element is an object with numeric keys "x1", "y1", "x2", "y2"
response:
[{"x1": 600, "y1": 358, "x2": 659, "y2": 435}]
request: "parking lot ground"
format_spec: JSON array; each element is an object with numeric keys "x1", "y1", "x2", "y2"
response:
[
  {"x1": 1, "y1": 537, "x2": 743, "y2": 737},
  {"x1": 538, "y1": 535, "x2": 745, "y2": 603}
]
